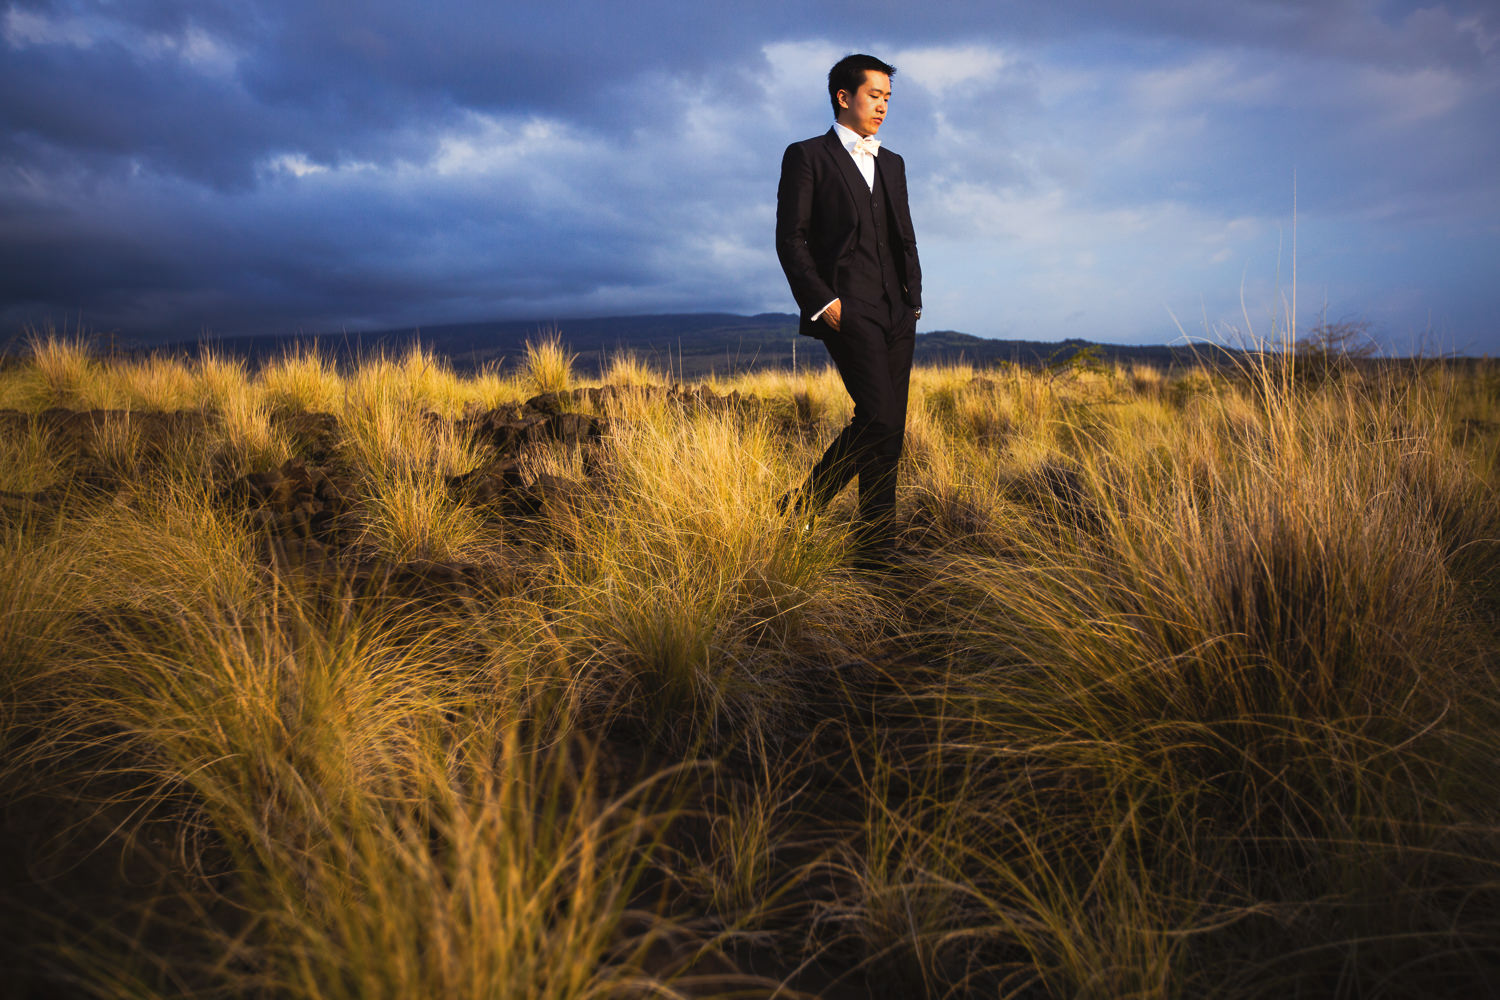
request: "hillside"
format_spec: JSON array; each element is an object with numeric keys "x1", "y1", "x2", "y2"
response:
[{"x1": 131, "y1": 312, "x2": 1245, "y2": 377}]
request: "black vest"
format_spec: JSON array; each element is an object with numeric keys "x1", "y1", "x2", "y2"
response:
[{"x1": 844, "y1": 158, "x2": 906, "y2": 311}]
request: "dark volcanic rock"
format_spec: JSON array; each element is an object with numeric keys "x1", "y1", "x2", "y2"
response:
[
  {"x1": 272, "y1": 411, "x2": 340, "y2": 463},
  {"x1": 447, "y1": 458, "x2": 525, "y2": 508},
  {"x1": 523, "y1": 391, "x2": 567, "y2": 415},
  {"x1": 458, "y1": 407, "x2": 604, "y2": 456},
  {"x1": 498, "y1": 472, "x2": 588, "y2": 522},
  {"x1": 220, "y1": 457, "x2": 354, "y2": 544},
  {"x1": 547, "y1": 411, "x2": 604, "y2": 443},
  {"x1": 464, "y1": 411, "x2": 551, "y2": 453}
]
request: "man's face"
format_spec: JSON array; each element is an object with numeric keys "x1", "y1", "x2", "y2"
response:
[{"x1": 836, "y1": 70, "x2": 890, "y2": 137}]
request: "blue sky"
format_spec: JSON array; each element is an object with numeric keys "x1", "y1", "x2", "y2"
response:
[{"x1": 3, "y1": 0, "x2": 1497, "y2": 353}]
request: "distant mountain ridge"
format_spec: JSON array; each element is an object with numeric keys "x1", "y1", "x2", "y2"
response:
[{"x1": 110, "y1": 312, "x2": 1242, "y2": 377}]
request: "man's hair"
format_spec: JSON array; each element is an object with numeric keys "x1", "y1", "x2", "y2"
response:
[{"x1": 828, "y1": 54, "x2": 896, "y2": 116}]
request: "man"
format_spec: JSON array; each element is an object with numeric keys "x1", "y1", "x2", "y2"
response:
[{"x1": 775, "y1": 53, "x2": 922, "y2": 566}]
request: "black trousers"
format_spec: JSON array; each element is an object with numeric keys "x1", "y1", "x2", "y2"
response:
[{"x1": 799, "y1": 295, "x2": 916, "y2": 542}]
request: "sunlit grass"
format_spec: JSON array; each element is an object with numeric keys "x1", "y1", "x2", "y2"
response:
[
  {"x1": 260, "y1": 343, "x2": 344, "y2": 413},
  {"x1": 602, "y1": 349, "x2": 666, "y2": 387},
  {"x1": 355, "y1": 469, "x2": 491, "y2": 562},
  {"x1": 115, "y1": 354, "x2": 198, "y2": 410},
  {"x1": 3, "y1": 331, "x2": 1497, "y2": 998},
  {"x1": 215, "y1": 386, "x2": 294, "y2": 470},
  {"x1": 50, "y1": 598, "x2": 675, "y2": 998},
  {"x1": 0, "y1": 415, "x2": 65, "y2": 494},
  {"x1": 62, "y1": 475, "x2": 263, "y2": 615},
  {"x1": 17, "y1": 328, "x2": 111, "y2": 408},
  {"x1": 523, "y1": 329, "x2": 576, "y2": 396},
  {"x1": 537, "y1": 399, "x2": 878, "y2": 749}
]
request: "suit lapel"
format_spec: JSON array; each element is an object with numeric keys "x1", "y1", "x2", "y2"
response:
[
  {"x1": 822, "y1": 128, "x2": 874, "y2": 229},
  {"x1": 872, "y1": 155, "x2": 903, "y2": 237}
]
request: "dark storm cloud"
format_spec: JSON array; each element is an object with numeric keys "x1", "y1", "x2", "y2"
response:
[
  {"x1": 23, "y1": 0, "x2": 1481, "y2": 190},
  {"x1": 0, "y1": 0, "x2": 793, "y2": 335},
  {"x1": 2, "y1": 0, "x2": 1497, "y2": 349},
  {"x1": 8, "y1": 0, "x2": 1495, "y2": 168},
  {"x1": 0, "y1": 137, "x2": 679, "y2": 337},
  {"x1": 4, "y1": 0, "x2": 790, "y2": 185}
]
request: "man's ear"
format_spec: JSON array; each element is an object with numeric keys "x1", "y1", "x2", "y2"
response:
[{"x1": 837, "y1": 89, "x2": 849, "y2": 109}]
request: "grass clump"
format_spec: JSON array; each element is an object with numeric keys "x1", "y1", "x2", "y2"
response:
[
  {"x1": 45, "y1": 597, "x2": 674, "y2": 999},
  {"x1": 2, "y1": 332, "x2": 1497, "y2": 998},
  {"x1": 602, "y1": 349, "x2": 666, "y2": 388},
  {"x1": 260, "y1": 344, "x2": 343, "y2": 414},
  {"x1": 337, "y1": 364, "x2": 492, "y2": 562},
  {"x1": 537, "y1": 400, "x2": 875, "y2": 750},
  {"x1": 524, "y1": 329, "x2": 576, "y2": 396},
  {"x1": 901, "y1": 361, "x2": 1500, "y2": 995}
]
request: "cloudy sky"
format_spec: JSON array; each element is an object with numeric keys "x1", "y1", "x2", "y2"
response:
[{"x1": 3, "y1": 0, "x2": 1497, "y2": 353}]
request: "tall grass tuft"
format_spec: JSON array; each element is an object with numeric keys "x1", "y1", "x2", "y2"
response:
[
  {"x1": 63, "y1": 476, "x2": 263, "y2": 615},
  {"x1": 54, "y1": 596, "x2": 676, "y2": 999},
  {"x1": 356, "y1": 470, "x2": 489, "y2": 562},
  {"x1": 214, "y1": 387, "x2": 294, "y2": 471},
  {"x1": 21, "y1": 329, "x2": 105, "y2": 408},
  {"x1": 602, "y1": 350, "x2": 665, "y2": 388},
  {"x1": 523, "y1": 329, "x2": 576, "y2": 396},
  {"x1": 338, "y1": 365, "x2": 492, "y2": 562},
  {"x1": 260, "y1": 344, "x2": 343, "y2": 414},
  {"x1": 190, "y1": 349, "x2": 251, "y2": 410},
  {"x1": 537, "y1": 399, "x2": 877, "y2": 750},
  {"x1": 904, "y1": 355, "x2": 1500, "y2": 994},
  {"x1": 0, "y1": 415, "x2": 65, "y2": 494},
  {"x1": 116, "y1": 355, "x2": 198, "y2": 410}
]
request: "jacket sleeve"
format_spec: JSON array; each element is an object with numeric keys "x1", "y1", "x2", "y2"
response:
[{"x1": 775, "y1": 142, "x2": 838, "y2": 317}]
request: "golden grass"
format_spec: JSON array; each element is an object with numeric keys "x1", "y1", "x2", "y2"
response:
[
  {"x1": 602, "y1": 349, "x2": 666, "y2": 387},
  {"x1": 355, "y1": 469, "x2": 491, "y2": 563},
  {"x1": 334, "y1": 362, "x2": 495, "y2": 562},
  {"x1": 115, "y1": 354, "x2": 199, "y2": 410},
  {"x1": 3, "y1": 333, "x2": 1497, "y2": 998},
  {"x1": 62, "y1": 476, "x2": 264, "y2": 614},
  {"x1": 537, "y1": 399, "x2": 879, "y2": 748},
  {"x1": 48, "y1": 599, "x2": 674, "y2": 998},
  {"x1": 0, "y1": 415, "x2": 64, "y2": 494},
  {"x1": 214, "y1": 387, "x2": 294, "y2": 470},
  {"x1": 524, "y1": 329, "x2": 576, "y2": 396},
  {"x1": 260, "y1": 343, "x2": 344, "y2": 413},
  {"x1": 338, "y1": 366, "x2": 484, "y2": 481},
  {"x1": 189, "y1": 349, "x2": 251, "y2": 409},
  {"x1": 23, "y1": 328, "x2": 102, "y2": 407}
]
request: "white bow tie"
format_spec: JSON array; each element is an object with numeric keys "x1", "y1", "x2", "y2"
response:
[{"x1": 851, "y1": 136, "x2": 881, "y2": 157}]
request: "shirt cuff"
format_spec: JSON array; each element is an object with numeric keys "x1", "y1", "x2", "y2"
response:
[{"x1": 811, "y1": 298, "x2": 838, "y2": 322}]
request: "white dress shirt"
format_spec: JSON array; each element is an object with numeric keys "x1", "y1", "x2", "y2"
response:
[
  {"x1": 833, "y1": 120, "x2": 879, "y2": 191},
  {"x1": 813, "y1": 122, "x2": 882, "y2": 322}
]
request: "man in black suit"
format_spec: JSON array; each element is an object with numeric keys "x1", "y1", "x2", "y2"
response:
[{"x1": 776, "y1": 53, "x2": 922, "y2": 564}]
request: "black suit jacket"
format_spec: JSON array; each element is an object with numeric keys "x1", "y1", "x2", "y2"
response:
[{"x1": 776, "y1": 127, "x2": 922, "y2": 339}]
